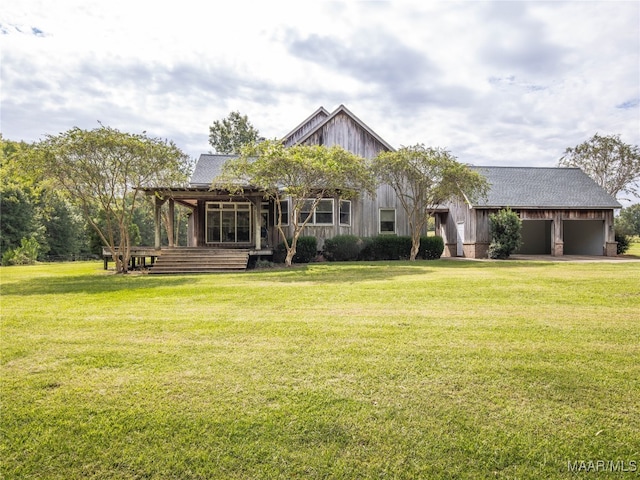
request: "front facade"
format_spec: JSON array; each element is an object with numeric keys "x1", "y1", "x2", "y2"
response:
[
  {"x1": 148, "y1": 107, "x2": 621, "y2": 260},
  {"x1": 436, "y1": 167, "x2": 621, "y2": 258},
  {"x1": 153, "y1": 105, "x2": 415, "y2": 254}
]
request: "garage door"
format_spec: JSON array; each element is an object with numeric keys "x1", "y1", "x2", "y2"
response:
[
  {"x1": 517, "y1": 220, "x2": 551, "y2": 254},
  {"x1": 563, "y1": 220, "x2": 604, "y2": 255}
]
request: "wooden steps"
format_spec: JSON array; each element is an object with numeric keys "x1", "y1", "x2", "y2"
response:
[{"x1": 149, "y1": 248, "x2": 249, "y2": 274}]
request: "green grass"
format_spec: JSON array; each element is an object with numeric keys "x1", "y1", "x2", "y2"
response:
[
  {"x1": 625, "y1": 238, "x2": 640, "y2": 256},
  {"x1": 2, "y1": 259, "x2": 639, "y2": 479}
]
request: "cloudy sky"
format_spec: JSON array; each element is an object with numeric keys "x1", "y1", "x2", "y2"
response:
[{"x1": 2, "y1": 0, "x2": 639, "y2": 172}]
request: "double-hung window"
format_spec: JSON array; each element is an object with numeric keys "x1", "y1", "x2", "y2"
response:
[
  {"x1": 276, "y1": 199, "x2": 289, "y2": 226},
  {"x1": 339, "y1": 200, "x2": 351, "y2": 226},
  {"x1": 379, "y1": 208, "x2": 396, "y2": 233},
  {"x1": 298, "y1": 198, "x2": 334, "y2": 225}
]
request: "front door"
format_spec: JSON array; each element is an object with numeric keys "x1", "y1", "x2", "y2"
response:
[{"x1": 206, "y1": 202, "x2": 252, "y2": 244}]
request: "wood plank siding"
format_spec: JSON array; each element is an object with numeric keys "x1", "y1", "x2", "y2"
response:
[
  {"x1": 281, "y1": 107, "x2": 416, "y2": 248},
  {"x1": 437, "y1": 203, "x2": 617, "y2": 258}
]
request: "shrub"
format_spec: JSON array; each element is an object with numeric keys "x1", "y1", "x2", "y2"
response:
[
  {"x1": 488, "y1": 208, "x2": 522, "y2": 259},
  {"x1": 359, "y1": 235, "x2": 412, "y2": 261},
  {"x1": 616, "y1": 232, "x2": 630, "y2": 255},
  {"x1": 275, "y1": 236, "x2": 318, "y2": 264},
  {"x1": 323, "y1": 235, "x2": 364, "y2": 262},
  {"x1": 419, "y1": 235, "x2": 445, "y2": 260},
  {"x1": 1, "y1": 237, "x2": 40, "y2": 266}
]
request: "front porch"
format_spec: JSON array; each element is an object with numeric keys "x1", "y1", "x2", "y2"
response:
[{"x1": 145, "y1": 188, "x2": 279, "y2": 252}]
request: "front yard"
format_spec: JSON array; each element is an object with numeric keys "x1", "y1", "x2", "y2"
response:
[{"x1": 1, "y1": 259, "x2": 639, "y2": 479}]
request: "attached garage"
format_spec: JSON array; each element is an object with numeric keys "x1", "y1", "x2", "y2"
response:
[
  {"x1": 438, "y1": 167, "x2": 621, "y2": 258},
  {"x1": 563, "y1": 220, "x2": 605, "y2": 255}
]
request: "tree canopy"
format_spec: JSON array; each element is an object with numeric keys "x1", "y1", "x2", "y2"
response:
[
  {"x1": 1, "y1": 136, "x2": 90, "y2": 264},
  {"x1": 215, "y1": 140, "x2": 376, "y2": 266},
  {"x1": 558, "y1": 133, "x2": 640, "y2": 200},
  {"x1": 36, "y1": 126, "x2": 191, "y2": 273},
  {"x1": 209, "y1": 111, "x2": 261, "y2": 154},
  {"x1": 372, "y1": 144, "x2": 488, "y2": 260},
  {"x1": 615, "y1": 204, "x2": 640, "y2": 237}
]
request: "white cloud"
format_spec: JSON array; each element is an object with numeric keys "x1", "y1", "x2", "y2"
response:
[{"x1": 1, "y1": 0, "x2": 638, "y2": 177}]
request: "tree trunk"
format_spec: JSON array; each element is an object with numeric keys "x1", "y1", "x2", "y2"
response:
[
  {"x1": 285, "y1": 248, "x2": 295, "y2": 267},
  {"x1": 410, "y1": 237, "x2": 420, "y2": 261},
  {"x1": 284, "y1": 231, "x2": 301, "y2": 267}
]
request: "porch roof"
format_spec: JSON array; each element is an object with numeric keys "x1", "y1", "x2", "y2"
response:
[{"x1": 190, "y1": 154, "x2": 239, "y2": 188}]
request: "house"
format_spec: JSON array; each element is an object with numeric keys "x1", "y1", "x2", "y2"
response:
[
  {"x1": 436, "y1": 166, "x2": 621, "y2": 258},
  {"x1": 144, "y1": 105, "x2": 621, "y2": 271},
  {"x1": 150, "y1": 105, "x2": 414, "y2": 250}
]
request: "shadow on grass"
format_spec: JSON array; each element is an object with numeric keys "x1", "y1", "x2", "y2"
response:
[
  {"x1": 245, "y1": 258, "x2": 553, "y2": 284},
  {"x1": 1, "y1": 273, "x2": 193, "y2": 296},
  {"x1": 2, "y1": 258, "x2": 570, "y2": 294}
]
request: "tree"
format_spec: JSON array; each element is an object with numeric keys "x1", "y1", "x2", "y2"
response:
[
  {"x1": 488, "y1": 208, "x2": 522, "y2": 259},
  {"x1": 0, "y1": 137, "x2": 47, "y2": 258},
  {"x1": 209, "y1": 111, "x2": 261, "y2": 154},
  {"x1": 615, "y1": 204, "x2": 640, "y2": 237},
  {"x1": 372, "y1": 144, "x2": 488, "y2": 260},
  {"x1": 215, "y1": 140, "x2": 376, "y2": 267},
  {"x1": 558, "y1": 133, "x2": 640, "y2": 200},
  {"x1": 36, "y1": 126, "x2": 190, "y2": 273}
]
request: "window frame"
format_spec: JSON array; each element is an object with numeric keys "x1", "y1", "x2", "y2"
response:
[
  {"x1": 339, "y1": 200, "x2": 351, "y2": 226},
  {"x1": 205, "y1": 202, "x2": 252, "y2": 244},
  {"x1": 276, "y1": 198, "x2": 289, "y2": 226},
  {"x1": 379, "y1": 208, "x2": 396, "y2": 234},
  {"x1": 298, "y1": 198, "x2": 335, "y2": 226}
]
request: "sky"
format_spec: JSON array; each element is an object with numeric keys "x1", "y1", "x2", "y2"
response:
[{"x1": 2, "y1": 1, "x2": 639, "y2": 179}]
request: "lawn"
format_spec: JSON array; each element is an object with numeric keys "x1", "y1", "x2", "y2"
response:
[{"x1": 1, "y1": 259, "x2": 639, "y2": 479}]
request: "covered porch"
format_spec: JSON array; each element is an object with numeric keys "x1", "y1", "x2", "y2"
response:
[{"x1": 144, "y1": 187, "x2": 278, "y2": 253}]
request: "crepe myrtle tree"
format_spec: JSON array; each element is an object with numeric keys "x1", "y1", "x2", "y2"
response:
[
  {"x1": 372, "y1": 144, "x2": 488, "y2": 261},
  {"x1": 215, "y1": 139, "x2": 376, "y2": 267},
  {"x1": 37, "y1": 126, "x2": 191, "y2": 273}
]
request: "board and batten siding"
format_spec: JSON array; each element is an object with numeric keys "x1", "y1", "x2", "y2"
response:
[
  {"x1": 284, "y1": 110, "x2": 329, "y2": 147},
  {"x1": 302, "y1": 112, "x2": 387, "y2": 160}
]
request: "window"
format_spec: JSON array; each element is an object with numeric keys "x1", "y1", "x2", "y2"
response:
[
  {"x1": 206, "y1": 202, "x2": 251, "y2": 243},
  {"x1": 379, "y1": 208, "x2": 396, "y2": 233},
  {"x1": 298, "y1": 198, "x2": 334, "y2": 225},
  {"x1": 276, "y1": 199, "x2": 289, "y2": 226},
  {"x1": 339, "y1": 200, "x2": 351, "y2": 226}
]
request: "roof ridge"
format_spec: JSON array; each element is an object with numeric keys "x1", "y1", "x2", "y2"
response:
[{"x1": 291, "y1": 104, "x2": 395, "y2": 151}]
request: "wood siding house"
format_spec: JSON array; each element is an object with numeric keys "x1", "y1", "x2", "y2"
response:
[
  {"x1": 146, "y1": 105, "x2": 410, "y2": 260},
  {"x1": 144, "y1": 106, "x2": 622, "y2": 271},
  {"x1": 436, "y1": 166, "x2": 621, "y2": 258}
]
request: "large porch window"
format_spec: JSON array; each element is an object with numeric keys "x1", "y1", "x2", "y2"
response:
[{"x1": 206, "y1": 202, "x2": 251, "y2": 243}]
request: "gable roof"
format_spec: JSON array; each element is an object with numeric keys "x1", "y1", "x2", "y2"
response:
[
  {"x1": 284, "y1": 104, "x2": 395, "y2": 152},
  {"x1": 189, "y1": 154, "x2": 238, "y2": 188},
  {"x1": 282, "y1": 106, "x2": 330, "y2": 145},
  {"x1": 470, "y1": 166, "x2": 621, "y2": 209}
]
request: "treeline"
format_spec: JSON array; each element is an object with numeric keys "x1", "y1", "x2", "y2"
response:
[{"x1": 0, "y1": 137, "x2": 188, "y2": 265}]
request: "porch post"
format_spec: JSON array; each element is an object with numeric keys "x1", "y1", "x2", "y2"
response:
[
  {"x1": 154, "y1": 196, "x2": 164, "y2": 250},
  {"x1": 168, "y1": 198, "x2": 175, "y2": 247},
  {"x1": 253, "y1": 198, "x2": 261, "y2": 250}
]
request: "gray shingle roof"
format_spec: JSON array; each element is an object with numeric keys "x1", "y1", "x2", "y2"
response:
[
  {"x1": 470, "y1": 166, "x2": 621, "y2": 209},
  {"x1": 189, "y1": 154, "x2": 238, "y2": 187}
]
